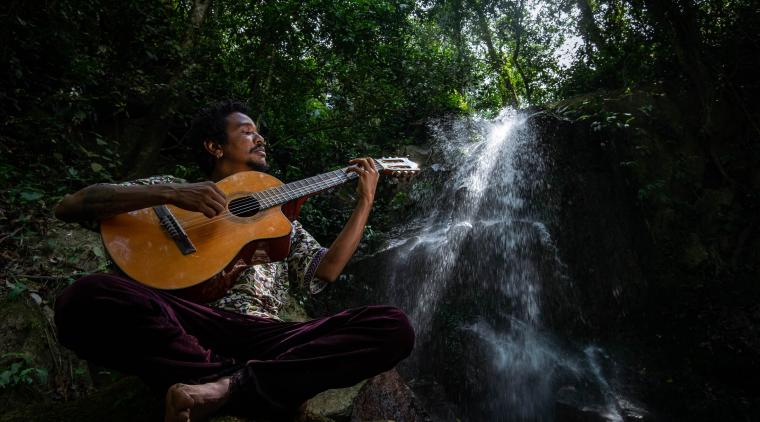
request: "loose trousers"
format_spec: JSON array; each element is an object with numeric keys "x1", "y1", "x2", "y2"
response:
[{"x1": 54, "y1": 273, "x2": 415, "y2": 416}]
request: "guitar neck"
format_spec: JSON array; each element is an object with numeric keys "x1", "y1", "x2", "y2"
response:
[{"x1": 253, "y1": 160, "x2": 375, "y2": 209}]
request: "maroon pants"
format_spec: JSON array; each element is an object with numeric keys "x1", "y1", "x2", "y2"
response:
[{"x1": 54, "y1": 273, "x2": 414, "y2": 416}]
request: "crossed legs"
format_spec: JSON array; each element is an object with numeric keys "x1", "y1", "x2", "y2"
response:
[{"x1": 55, "y1": 274, "x2": 415, "y2": 420}]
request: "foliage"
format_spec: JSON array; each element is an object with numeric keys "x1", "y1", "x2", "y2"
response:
[
  {"x1": 0, "y1": 353, "x2": 48, "y2": 389},
  {"x1": 1, "y1": 0, "x2": 482, "y2": 242},
  {"x1": 0, "y1": 1, "x2": 758, "y2": 417}
]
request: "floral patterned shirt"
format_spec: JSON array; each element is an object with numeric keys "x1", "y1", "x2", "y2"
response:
[{"x1": 113, "y1": 175, "x2": 328, "y2": 320}]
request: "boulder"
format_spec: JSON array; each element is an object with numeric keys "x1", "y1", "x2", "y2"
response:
[{"x1": 350, "y1": 370, "x2": 429, "y2": 422}]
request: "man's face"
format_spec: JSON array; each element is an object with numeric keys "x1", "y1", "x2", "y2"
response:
[{"x1": 222, "y1": 112, "x2": 268, "y2": 172}]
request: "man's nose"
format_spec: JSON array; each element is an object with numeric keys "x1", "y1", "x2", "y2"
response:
[{"x1": 254, "y1": 134, "x2": 266, "y2": 146}]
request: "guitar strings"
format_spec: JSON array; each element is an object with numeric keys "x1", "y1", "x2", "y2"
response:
[
  {"x1": 176, "y1": 173, "x2": 357, "y2": 244},
  {"x1": 179, "y1": 170, "x2": 352, "y2": 229},
  {"x1": 180, "y1": 170, "x2": 346, "y2": 225},
  {"x1": 172, "y1": 160, "x2": 413, "y2": 244},
  {"x1": 177, "y1": 170, "x2": 357, "y2": 232},
  {"x1": 175, "y1": 159, "x2": 389, "y2": 233}
]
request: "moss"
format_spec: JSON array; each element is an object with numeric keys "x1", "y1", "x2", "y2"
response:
[
  {"x1": 1, "y1": 376, "x2": 161, "y2": 422},
  {"x1": 0, "y1": 297, "x2": 56, "y2": 410},
  {"x1": 305, "y1": 381, "x2": 366, "y2": 421}
]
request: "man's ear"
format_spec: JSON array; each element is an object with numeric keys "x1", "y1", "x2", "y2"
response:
[{"x1": 203, "y1": 139, "x2": 223, "y2": 158}]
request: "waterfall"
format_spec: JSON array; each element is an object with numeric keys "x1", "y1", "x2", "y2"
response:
[{"x1": 362, "y1": 110, "x2": 646, "y2": 421}]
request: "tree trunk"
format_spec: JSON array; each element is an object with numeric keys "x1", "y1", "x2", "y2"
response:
[
  {"x1": 124, "y1": 0, "x2": 214, "y2": 178},
  {"x1": 576, "y1": 0, "x2": 607, "y2": 55},
  {"x1": 470, "y1": 0, "x2": 519, "y2": 107},
  {"x1": 642, "y1": 0, "x2": 712, "y2": 110},
  {"x1": 511, "y1": 0, "x2": 532, "y2": 103},
  {"x1": 641, "y1": 0, "x2": 739, "y2": 187}
]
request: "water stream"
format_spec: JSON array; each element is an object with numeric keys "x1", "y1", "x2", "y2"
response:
[{"x1": 364, "y1": 110, "x2": 646, "y2": 421}]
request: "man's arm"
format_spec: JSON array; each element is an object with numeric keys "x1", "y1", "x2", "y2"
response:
[
  {"x1": 54, "y1": 181, "x2": 228, "y2": 223},
  {"x1": 314, "y1": 158, "x2": 378, "y2": 283}
]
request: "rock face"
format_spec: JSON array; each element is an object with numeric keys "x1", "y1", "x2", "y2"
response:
[
  {"x1": 311, "y1": 93, "x2": 760, "y2": 420},
  {"x1": 527, "y1": 110, "x2": 651, "y2": 338},
  {"x1": 534, "y1": 93, "x2": 760, "y2": 419}
]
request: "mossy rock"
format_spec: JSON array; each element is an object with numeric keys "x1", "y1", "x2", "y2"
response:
[
  {"x1": 0, "y1": 294, "x2": 90, "y2": 413},
  {"x1": 1, "y1": 376, "x2": 162, "y2": 422}
]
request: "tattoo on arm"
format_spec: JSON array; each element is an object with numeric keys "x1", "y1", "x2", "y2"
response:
[{"x1": 81, "y1": 184, "x2": 117, "y2": 219}]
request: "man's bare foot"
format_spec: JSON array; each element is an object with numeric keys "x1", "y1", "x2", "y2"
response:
[{"x1": 164, "y1": 377, "x2": 231, "y2": 422}]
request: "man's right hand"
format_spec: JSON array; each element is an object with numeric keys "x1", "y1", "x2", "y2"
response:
[
  {"x1": 166, "y1": 182, "x2": 228, "y2": 218},
  {"x1": 55, "y1": 181, "x2": 228, "y2": 223}
]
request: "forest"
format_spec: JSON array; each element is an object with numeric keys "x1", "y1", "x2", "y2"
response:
[{"x1": 1, "y1": 0, "x2": 759, "y2": 421}]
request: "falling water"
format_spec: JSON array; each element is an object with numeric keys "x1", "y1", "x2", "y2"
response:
[{"x1": 365, "y1": 110, "x2": 645, "y2": 421}]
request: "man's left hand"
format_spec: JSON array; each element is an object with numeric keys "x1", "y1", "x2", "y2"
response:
[{"x1": 346, "y1": 158, "x2": 379, "y2": 203}]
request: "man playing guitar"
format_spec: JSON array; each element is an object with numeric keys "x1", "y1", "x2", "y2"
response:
[{"x1": 53, "y1": 100, "x2": 415, "y2": 422}]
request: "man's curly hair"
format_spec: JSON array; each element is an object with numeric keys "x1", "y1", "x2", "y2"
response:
[{"x1": 184, "y1": 100, "x2": 250, "y2": 175}]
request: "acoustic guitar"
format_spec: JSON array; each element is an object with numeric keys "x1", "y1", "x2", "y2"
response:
[{"x1": 100, "y1": 157, "x2": 419, "y2": 303}]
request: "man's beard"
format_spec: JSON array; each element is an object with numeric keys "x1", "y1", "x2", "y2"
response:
[{"x1": 246, "y1": 159, "x2": 270, "y2": 172}]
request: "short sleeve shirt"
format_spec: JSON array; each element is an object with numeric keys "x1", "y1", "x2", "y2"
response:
[{"x1": 113, "y1": 175, "x2": 329, "y2": 320}]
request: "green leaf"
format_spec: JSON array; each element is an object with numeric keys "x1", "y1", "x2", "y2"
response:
[
  {"x1": 91, "y1": 163, "x2": 104, "y2": 172},
  {"x1": 35, "y1": 368, "x2": 48, "y2": 385},
  {"x1": 19, "y1": 190, "x2": 44, "y2": 202},
  {"x1": 0, "y1": 371, "x2": 11, "y2": 387},
  {"x1": 8, "y1": 282, "x2": 28, "y2": 300},
  {"x1": 92, "y1": 245, "x2": 105, "y2": 259}
]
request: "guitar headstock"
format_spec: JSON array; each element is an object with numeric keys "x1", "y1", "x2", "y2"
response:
[{"x1": 374, "y1": 157, "x2": 420, "y2": 180}]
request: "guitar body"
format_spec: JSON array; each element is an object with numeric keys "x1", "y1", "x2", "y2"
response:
[
  {"x1": 101, "y1": 171, "x2": 293, "y2": 302},
  {"x1": 99, "y1": 157, "x2": 419, "y2": 303}
]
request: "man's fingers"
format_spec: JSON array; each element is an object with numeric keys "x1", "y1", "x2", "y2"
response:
[
  {"x1": 199, "y1": 204, "x2": 216, "y2": 219},
  {"x1": 196, "y1": 182, "x2": 226, "y2": 215},
  {"x1": 210, "y1": 190, "x2": 227, "y2": 208},
  {"x1": 203, "y1": 182, "x2": 227, "y2": 204},
  {"x1": 348, "y1": 158, "x2": 376, "y2": 174},
  {"x1": 207, "y1": 199, "x2": 226, "y2": 215},
  {"x1": 211, "y1": 183, "x2": 227, "y2": 201},
  {"x1": 345, "y1": 166, "x2": 365, "y2": 176}
]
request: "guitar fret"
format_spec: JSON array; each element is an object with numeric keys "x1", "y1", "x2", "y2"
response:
[{"x1": 249, "y1": 157, "x2": 416, "y2": 209}]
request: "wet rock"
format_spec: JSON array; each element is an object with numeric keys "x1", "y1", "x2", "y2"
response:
[
  {"x1": 554, "y1": 385, "x2": 613, "y2": 422},
  {"x1": 402, "y1": 145, "x2": 432, "y2": 167},
  {"x1": 555, "y1": 400, "x2": 617, "y2": 422},
  {"x1": 555, "y1": 385, "x2": 652, "y2": 422},
  {"x1": 350, "y1": 369, "x2": 430, "y2": 422},
  {"x1": 210, "y1": 416, "x2": 251, "y2": 422},
  {"x1": 305, "y1": 380, "x2": 366, "y2": 421}
]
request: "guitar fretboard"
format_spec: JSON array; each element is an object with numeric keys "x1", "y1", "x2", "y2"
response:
[{"x1": 251, "y1": 165, "x2": 367, "y2": 209}]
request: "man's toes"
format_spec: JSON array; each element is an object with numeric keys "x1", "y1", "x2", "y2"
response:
[
  {"x1": 174, "y1": 409, "x2": 190, "y2": 422},
  {"x1": 166, "y1": 384, "x2": 195, "y2": 422},
  {"x1": 170, "y1": 384, "x2": 195, "y2": 405}
]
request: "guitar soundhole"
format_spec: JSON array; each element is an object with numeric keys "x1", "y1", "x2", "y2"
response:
[{"x1": 228, "y1": 196, "x2": 261, "y2": 217}]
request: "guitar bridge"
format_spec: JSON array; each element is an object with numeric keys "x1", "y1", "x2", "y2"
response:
[{"x1": 153, "y1": 206, "x2": 196, "y2": 255}]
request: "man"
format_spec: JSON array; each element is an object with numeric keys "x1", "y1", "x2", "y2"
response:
[{"x1": 53, "y1": 100, "x2": 415, "y2": 421}]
